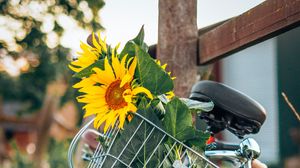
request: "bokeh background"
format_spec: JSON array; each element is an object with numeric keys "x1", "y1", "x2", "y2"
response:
[{"x1": 0, "y1": 0, "x2": 299, "y2": 167}]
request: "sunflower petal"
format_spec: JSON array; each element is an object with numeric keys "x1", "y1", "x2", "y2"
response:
[
  {"x1": 111, "y1": 51, "x2": 122, "y2": 78},
  {"x1": 104, "y1": 57, "x2": 116, "y2": 79},
  {"x1": 68, "y1": 65, "x2": 80, "y2": 72},
  {"x1": 129, "y1": 57, "x2": 137, "y2": 75},
  {"x1": 120, "y1": 73, "x2": 132, "y2": 87},
  {"x1": 118, "y1": 109, "x2": 127, "y2": 129},
  {"x1": 92, "y1": 32, "x2": 102, "y2": 51},
  {"x1": 93, "y1": 67, "x2": 115, "y2": 84},
  {"x1": 73, "y1": 77, "x2": 95, "y2": 88},
  {"x1": 122, "y1": 89, "x2": 133, "y2": 103},
  {"x1": 132, "y1": 86, "x2": 153, "y2": 99},
  {"x1": 128, "y1": 103, "x2": 137, "y2": 112},
  {"x1": 84, "y1": 106, "x2": 108, "y2": 118}
]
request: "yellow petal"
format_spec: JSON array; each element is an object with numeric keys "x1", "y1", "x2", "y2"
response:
[
  {"x1": 122, "y1": 89, "x2": 133, "y2": 103},
  {"x1": 92, "y1": 32, "x2": 102, "y2": 52},
  {"x1": 111, "y1": 51, "x2": 122, "y2": 78},
  {"x1": 84, "y1": 106, "x2": 108, "y2": 118},
  {"x1": 129, "y1": 57, "x2": 137, "y2": 75},
  {"x1": 82, "y1": 101, "x2": 106, "y2": 110},
  {"x1": 166, "y1": 91, "x2": 175, "y2": 99},
  {"x1": 73, "y1": 77, "x2": 95, "y2": 88},
  {"x1": 77, "y1": 95, "x2": 104, "y2": 103},
  {"x1": 118, "y1": 109, "x2": 127, "y2": 129},
  {"x1": 104, "y1": 57, "x2": 116, "y2": 79},
  {"x1": 98, "y1": 32, "x2": 107, "y2": 53},
  {"x1": 68, "y1": 64, "x2": 80, "y2": 72},
  {"x1": 128, "y1": 103, "x2": 137, "y2": 112},
  {"x1": 132, "y1": 87, "x2": 153, "y2": 99},
  {"x1": 115, "y1": 43, "x2": 121, "y2": 51},
  {"x1": 126, "y1": 57, "x2": 134, "y2": 69},
  {"x1": 120, "y1": 73, "x2": 132, "y2": 87},
  {"x1": 93, "y1": 67, "x2": 115, "y2": 84},
  {"x1": 121, "y1": 54, "x2": 128, "y2": 70},
  {"x1": 79, "y1": 86, "x2": 106, "y2": 95},
  {"x1": 94, "y1": 113, "x2": 106, "y2": 128}
]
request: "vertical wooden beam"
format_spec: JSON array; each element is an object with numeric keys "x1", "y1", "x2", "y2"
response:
[
  {"x1": 34, "y1": 81, "x2": 67, "y2": 168},
  {"x1": 157, "y1": 0, "x2": 198, "y2": 97}
]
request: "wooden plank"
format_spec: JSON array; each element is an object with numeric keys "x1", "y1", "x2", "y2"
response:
[
  {"x1": 0, "y1": 115, "x2": 37, "y2": 131},
  {"x1": 199, "y1": 0, "x2": 300, "y2": 64}
]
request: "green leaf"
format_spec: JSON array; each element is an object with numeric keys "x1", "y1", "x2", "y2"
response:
[
  {"x1": 163, "y1": 97, "x2": 210, "y2": 149},
  {"x1": 132, "y1": 25, "x2": 145, "y2": 46},
  {"x1": 183, "y1": 128, "x2": 210, "y2": 148},
  {"x1": 163, "y1": 97, "x2": 192, "y2": 141},
  {"x1": 180, "y1": 98, "x2": 214, "y2": 113},
  {"x1": 136, "y1": 46, "x2": 174, "y2": 95},
  {"x1": 73, "y1": 59, "x2": 104, "y2": 78},
  {"x1": 119, "y1": 41, "x2": 137, "y2": 59},
  {"x1": 120, "y1": 26, "x2": 148, "y2": 59}
]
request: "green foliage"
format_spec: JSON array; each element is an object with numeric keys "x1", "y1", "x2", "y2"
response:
[
  {"x1": 9, "y1": 138, "x2": 70, "y2": 168},
  {"x1": 10, "y1": 141, "x2": 34, "y2": 168},
  {"x1": 163, "y1": 97, "x2": 192, "y2": 141},
  {"x1": 120, "y1": 26, "x2": 149, "y2": 59},
  {"x1": 163, "y1": 97, "x2": 210, "y2": 148},
  {"x1": 47, "y1": 138, "x2": 71, "y2": 168},
  {"x1": 135, "y1": 46, "x2": 174, "y2": 95}
]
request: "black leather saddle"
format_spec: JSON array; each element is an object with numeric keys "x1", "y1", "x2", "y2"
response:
[{"x1": 189, "y1": 80, "x2": 266, "y2": 138}]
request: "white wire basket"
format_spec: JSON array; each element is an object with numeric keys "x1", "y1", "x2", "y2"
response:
[{"x1": 68, "y1": 112, "x2": 219, "y2": 168}]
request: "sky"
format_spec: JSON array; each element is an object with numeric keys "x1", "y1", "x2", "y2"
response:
[{"x1": 99, "y1": 0, "x2": 265, "y2": 47}]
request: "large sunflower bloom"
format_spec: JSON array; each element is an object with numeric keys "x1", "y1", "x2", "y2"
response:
[
  {"x1": 69, "y1": 33, "x2": 108, "y2": 72},
  {"x1": 74, "y1": 54, "x2": 153, "y2": 132}
]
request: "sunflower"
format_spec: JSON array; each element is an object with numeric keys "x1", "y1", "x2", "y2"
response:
[
  {"x1": 74, "y1": 53, "x2": 153, "y2": 132},
  {"x1": 69, "y1": 33, "x2": 108, "y2": 72}
]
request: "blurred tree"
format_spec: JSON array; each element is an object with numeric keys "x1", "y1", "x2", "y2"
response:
[{"x1": 0, "y1": 0, "x2": 105, "y2": 114}]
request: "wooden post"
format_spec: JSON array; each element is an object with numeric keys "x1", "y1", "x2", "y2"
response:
[
  {"x1": 34, "y1": 81, "x2": 67, "y2": 168},
  {"x1": 157, "y1": 0, "x2": 198, "y2": 97}
]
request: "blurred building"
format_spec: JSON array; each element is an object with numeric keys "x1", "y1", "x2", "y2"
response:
[{"x1": 220, "y1": 26, "x2": 300, "y2": 166}]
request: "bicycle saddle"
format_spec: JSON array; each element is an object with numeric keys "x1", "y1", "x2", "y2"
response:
[{"x1": 189, "y1": 80, "x2": 266, "y2": 138}]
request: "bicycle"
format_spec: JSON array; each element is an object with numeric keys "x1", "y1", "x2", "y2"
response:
[{"x1": 68, "y1": 80, "x2": 267, "y2": 168}]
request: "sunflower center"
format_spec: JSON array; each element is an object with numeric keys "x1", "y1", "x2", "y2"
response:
[{"x1": 105, "y1": 80, "x2": 130, "y2": 110}]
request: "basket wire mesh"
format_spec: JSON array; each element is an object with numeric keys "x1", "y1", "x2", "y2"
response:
[{"x1": 68, "y1": 112, "x2": 219, "y2": 168}]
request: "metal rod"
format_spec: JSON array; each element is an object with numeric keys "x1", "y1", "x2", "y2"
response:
[
  {"x1": 89, "y1": 125, "x2": 114, "y2": 168},
  {"x1": 98, "y1": 127, "x2": 120, "y2": 167},
  {"x1": 158, "y1": 141, "x2": 177, "y2": 168},
  {"x1": 144, "y1": 134, "x2": 166, "y2": 166},
  {"x1": 180, "y1": 149, "x2": 187, "y2": 160},
  {"x1": 91, "y1": 154, "x2": 131, "y2": 167},
  {"x1": 190, "y1": 156, "x2": 199, "y2": 167},
  {"x1": 134, "y1": 113, "x2": 219, "y2": 168},
  {"x1": 93, "y1": 125, "x2": 119, "y2": 168},
  {"x1": 68, "y1": 118, "x2": 95, "y2": 168},
  {"x1": 128, "y1": 127, "x2": 156, "y2": 166},
  {"x1": 110, "y1": 120, "x2": 145, "y2": 167}
]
